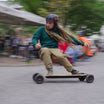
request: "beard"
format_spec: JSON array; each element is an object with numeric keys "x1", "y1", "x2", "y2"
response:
[
  {"x1": 46, "y1": 25, "x2": 56, "y2": 31},
  {"x1": 46, "y1": 26, "x2": 53, "y2": 30}
]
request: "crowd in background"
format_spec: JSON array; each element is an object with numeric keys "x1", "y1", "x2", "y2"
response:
[
  {"x1": 0, "y1": 33, "x2": 38, "y2": 61},
  {"x1": 0, "y1": 31, "x2": 104, "y2": 65},
  {"x1": 59, "y1": 33, "x2": 99, "y2": 66}
]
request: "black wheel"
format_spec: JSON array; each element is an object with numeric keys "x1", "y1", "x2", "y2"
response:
[
  {"x1": 79, "y1": 77, "x2": 86, "y2": 81},
  {"x1": 86, "y1": 74, "x2": 94, "y2": 83},
  {"x1": 35, "y1": 74, "x2": 44, "y2": 84},
  {"x1": 32, "y1": 73, "x2": 39, "y2": 81}
]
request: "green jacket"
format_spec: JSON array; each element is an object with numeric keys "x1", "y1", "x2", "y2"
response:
[{"x1": 32, "y1": 26, "x2": 85, "y2": 48}]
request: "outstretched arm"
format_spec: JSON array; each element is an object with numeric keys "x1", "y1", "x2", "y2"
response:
[{"x1": 71, "y1": 37, "x2": 89, "y2": 47}]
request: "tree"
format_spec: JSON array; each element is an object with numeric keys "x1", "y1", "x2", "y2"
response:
[
  {"x1": 38, "y1": 0, "x2": 73, "y2": 27},
  {"x1": 38, "y1": 0, "x2": 104, "y2": 35},
  {"x1": 9, "y1": 0, "x2": 104, "y2": 36},
  {"x1": 0, "y1": 23, "x2": 15, "y2": 37},
  {"x1": 9, "y1": 0, "x2": 46, "y2": 14},
  {"x1": 67, "y1": 0, "x2": 104, "y2": 35}
]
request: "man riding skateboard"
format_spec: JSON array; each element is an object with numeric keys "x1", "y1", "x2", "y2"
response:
[{"x1": 32, "y1": 14, "x2": 89, "y2": 75}]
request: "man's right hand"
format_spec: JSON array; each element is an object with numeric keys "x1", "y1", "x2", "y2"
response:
[{"x1": 35, "y1": 43, "x2": 41, "y2": 49}]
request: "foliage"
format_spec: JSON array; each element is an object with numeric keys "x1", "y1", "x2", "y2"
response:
[
  {"x1": 8, "y1": 0, "x2": 104, "y2": 36},
  {"x1": 67, "y1": 0, "x2": 104, "y2": 35},
  {"x1": 0, "y1": 24, "x2": 15, "y2": 38},
  {"x1": 9, "y1": 0, "x2": 46, "y2": 14},
  {"x1": 0, "y1": 23, "x2": 39, "y2": 38}
]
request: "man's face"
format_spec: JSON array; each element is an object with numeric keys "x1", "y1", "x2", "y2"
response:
[{"x1": 46, "y1": 21, "x2": 54, "y2": 30}]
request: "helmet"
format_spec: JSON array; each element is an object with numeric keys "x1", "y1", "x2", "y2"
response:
[{"x1": 46, "y1": 14, "x2": 59, "y2": 23}]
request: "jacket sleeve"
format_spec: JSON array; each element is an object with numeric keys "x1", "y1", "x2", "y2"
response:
[
  {"x1": 32, "y1": 27, "x2": 42, "y2": 47},
  {"x1": 71, "y1": 37, "x2": 85, "y2": 46}
]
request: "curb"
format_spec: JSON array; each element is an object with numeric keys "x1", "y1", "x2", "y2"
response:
[{"x1": 0, "y1": 63, "x2": 44, "y2": 67}]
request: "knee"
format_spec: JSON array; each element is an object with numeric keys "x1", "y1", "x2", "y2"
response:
[{"x1": 40, "y1": 48, "x2": 49, "y2": 55}]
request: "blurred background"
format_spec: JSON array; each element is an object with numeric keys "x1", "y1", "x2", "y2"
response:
[
  {"x1": 0, "y1": 0, "x2": 104, "y2": 66},
  {"x1": 0, "y1": 1, "x2": 104, "y2": 103}
]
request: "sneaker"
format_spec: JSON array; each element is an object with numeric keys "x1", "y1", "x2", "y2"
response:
[
  {"x1": 47, "y1": 69, "x2": 53, "y2": 75},
  {"x1": 71, "y1": 69, "x2": 80, "y2": 74}
]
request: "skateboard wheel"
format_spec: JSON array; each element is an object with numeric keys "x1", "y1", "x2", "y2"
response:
[
  {"x1": 32, "y1": 73, "x2": 39, "y2": 81},
  {"x1": 86, "y1": 74, "x2": 94, "y2": 83},
  {"x1": 35, "y1": 74, "x2": 44, "y2": 84},
  {"x1": 79, "y1": 77, "x2": 85, "y2": 81}
]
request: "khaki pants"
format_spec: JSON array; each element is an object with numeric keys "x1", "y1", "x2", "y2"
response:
[{"x1": 39, "y1": 48, "x2": 73, "y2": 72}]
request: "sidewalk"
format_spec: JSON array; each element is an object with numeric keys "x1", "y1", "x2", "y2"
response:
[
  {"x1": 0, "y1": 56, "x2": 43, "y2": 67},
  {"x1": 0, "y1": 52, "x2": 102, "y2": 67}
]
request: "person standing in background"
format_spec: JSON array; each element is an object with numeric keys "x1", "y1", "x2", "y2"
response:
[{"x1": 78, "y1": 32, "x2": 93, "y2": 58}]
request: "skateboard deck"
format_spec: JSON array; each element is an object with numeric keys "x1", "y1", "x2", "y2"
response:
[{"x1": 45, "y1": 73, "x2": 87, "y2": 78}]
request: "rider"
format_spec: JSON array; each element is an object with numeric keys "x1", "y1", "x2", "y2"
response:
[{"x1": 32, "y1": 14, "x2": 89, "y2": 75}]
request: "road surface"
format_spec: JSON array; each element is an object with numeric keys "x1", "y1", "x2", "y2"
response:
[{"x1": 0, "y1": 53, "x2": 104, "y2": 104}]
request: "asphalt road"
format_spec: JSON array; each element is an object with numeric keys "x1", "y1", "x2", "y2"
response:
[{"x1": 0, "y1": 52, "x2": 104, "y2": 104}]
